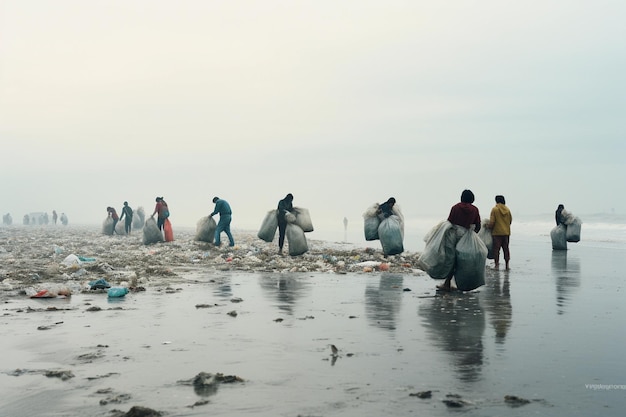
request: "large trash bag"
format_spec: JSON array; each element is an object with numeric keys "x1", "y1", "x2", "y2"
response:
[
  {"x1": 163, "y1": 218, "x2": 174, "y2": 242},
  {"x1": 378, "y1": 215, "x2": 404, "y2": 255},
  {"x1": 363, "y1": 203, "x2": 380, "y2": 241},
  {"x1": 477, "y1": 219, "x2": 493, "y2": 259},
  {"x1": 566, "y1": 219, "x2": 581, "y2": 242},
  {"x1": 258, "y1": 209, "x2": 278, "y2": 242},
  {"x1": 133, "y1": 207, "x2": 145, "y2": 230},
  {"x1": 102, "y1": 217, "x2": 114, "y2": 235},
  {"x1": 293, "y1": 207, "x2": 314, "y2": 232},
  {"x1": 551, "y1": 224, "x2": 567, "y2": 250},
  {"x1": 115, "y1": 220, "x2": 127, "y2": 235},
  {"x1": 364, "y1": 216, "x2": 380, "y2": 241},
  {"x1": 286, "y1": 223, "x2": 308, "y2": 256},
  {"x1": 143, "y1": 217, "x2": 164, "y2": 245},
  {"x1": 418, "y1": 221, "x2": 456, "y2": 279},
  {"x1": 195, "y1": 216, "x2": 217, "y2": 243},
  {"x1": 454, "y1": 230, "x2": 487, "y2": 291}
]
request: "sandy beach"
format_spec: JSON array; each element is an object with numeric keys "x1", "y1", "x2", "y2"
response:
[{"x1": 1, "y1": 224, "x2": 625, "y2": 417}]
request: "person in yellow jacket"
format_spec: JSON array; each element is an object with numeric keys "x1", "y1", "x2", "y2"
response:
[{"x1": 487, "y1": 195, "x2": 512, "y2": 270}]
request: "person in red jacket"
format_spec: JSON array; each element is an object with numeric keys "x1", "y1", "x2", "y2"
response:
[
  {"x1": 152, "y1": 197, "x2": 169, "y2": 231},
  {"x1": 437, "y1": 189, "x2": 481, "y2": 291},
  {"x1": 107, "y1": 206, "x2": 119, "y2": 234}
]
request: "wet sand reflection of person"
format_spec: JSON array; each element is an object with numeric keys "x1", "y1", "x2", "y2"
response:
[
  {"x1": 259, "y1": 273, "x2": 310, "y2": 315},
  {"x1": 551, "y1": 251, "x2": 581, "y2": 315},
  {"x1": 482, "y1": 270, "x2": 513, "y2": 346},
  {"x1": 364, "y1": 273, "x2": 403, "y2": 331},
  {"x1": 419, "y1": 293, "x2": 486, "y2": 382}
]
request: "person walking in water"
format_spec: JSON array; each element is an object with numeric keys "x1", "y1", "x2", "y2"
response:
[
  {"x1": 119, "y1": 201, "x2": 134, "y2": 235},
  {"x1": 488, "y1": 195, "x2": 512, "y2": 270},
  {"x1": 277, "y1": 193, "x2": 294, "y2": 255},
  {"x1": 209, "y1": 197, "x2": 235, "y2": 247}
]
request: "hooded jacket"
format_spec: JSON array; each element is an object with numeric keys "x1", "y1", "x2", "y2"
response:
[{"x1": 488, "y1": 203, "x2": 512, "y2": 236}]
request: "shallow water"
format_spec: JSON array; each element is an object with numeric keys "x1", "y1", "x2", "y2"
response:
[{"x1": 1, "y1": 230, "x2": 625, "y2": 416}]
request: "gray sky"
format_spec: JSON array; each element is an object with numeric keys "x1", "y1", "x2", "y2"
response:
[{"x1": 1, "y1": 0, "x2": 625, "y2": 233}]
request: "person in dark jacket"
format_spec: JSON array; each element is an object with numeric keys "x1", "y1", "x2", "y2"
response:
[
  {"x1": 277, "y1": 193, "x2": 294, "y2": 255},
  {"x1": 377, "y1": 197, "x2": 396, "y2": 218},
  {"x1": 555, "y1": 204, "x2": 566, "y2": 226},
  {"x1": 119, "y1": 201, "x2": 133, "y2": 235},
  {"x1": 209, "y1": 197, "x2": 235, "y2": 247}
]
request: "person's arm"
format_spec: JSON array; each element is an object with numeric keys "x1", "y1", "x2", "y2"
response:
[{"x1": 210, "y1": 201, "x2": 220, "y2": 217}]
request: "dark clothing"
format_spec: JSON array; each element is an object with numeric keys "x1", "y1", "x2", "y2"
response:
[
  {"x1": 120, "y1": 205, "x2": 133, "y2": 234},
  {"x1": 211, "y1": 199, "x2": 232, "y2": 217},
  {"x1": 447, "y1": 202, "x2": 481, "y2": 232},
  {"x1": 378, "y1": 201, "x2": 394, "y2": 218},
  {"x1": 211, "y1": 199, "x2": 234, "y2": 246},
  {"x1": 277, "y1": 197, "x2": 294, "y2": 250},
  {"x1": 555, "y1": 208, "x2": 565, "y2": 226}
]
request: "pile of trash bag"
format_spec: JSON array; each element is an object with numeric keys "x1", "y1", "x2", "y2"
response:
[
  {"x1": 257, "y1": 207, "x2": 313, "y2": 256},
  {"x1": 551, "y1": 210, "x2": 582, "y2": 250},
  {"x1": 417, "y1": 220, "x2": 487, "y2": 291},
  {"x1": 362, "y1": 203, "x2": 404, "y2": 255}
]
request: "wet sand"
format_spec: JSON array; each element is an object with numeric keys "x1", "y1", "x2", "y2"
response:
[{"x1": 1, "y1": 226, "x2": 625, "y2": 416}]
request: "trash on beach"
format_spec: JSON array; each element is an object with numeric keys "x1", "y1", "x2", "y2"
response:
[
  {"x1": 28, "y1": 285, "x2": 72, "y2": 298},
  {"x1": 89, "y1": 278, "x2": 111, "y2": 290},
  {"x1": 107, "y1": 287, "x2": 129, "y2": 298}
]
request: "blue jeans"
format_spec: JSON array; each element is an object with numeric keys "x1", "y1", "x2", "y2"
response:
[{"x1": 215, "y1": 214, "x2": 235, "y2": 246}]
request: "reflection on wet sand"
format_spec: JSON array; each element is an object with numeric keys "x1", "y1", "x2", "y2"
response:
[
  {"x1": 365, "y1": 273, "x2": 404, "y2": 331},
  {"x1": 551, "y1": 251, "x2": 581, "y2": 315},
  {"x1": 482, "y1": 269, "x2": 513, "y2": 346},
  {"x1": 419, "y1": 292, "x2": 485, "y2": 382},
  {"x1": 258, "y1": 274, "x2": 310, "y2": 315}
]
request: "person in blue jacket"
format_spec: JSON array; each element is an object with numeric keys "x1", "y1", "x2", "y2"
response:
[{"x1": 209, "y1": 197, "x2": 235, "y2": 247}]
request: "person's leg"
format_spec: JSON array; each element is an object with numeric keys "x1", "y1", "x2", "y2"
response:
[
  {"x1": 214, "y1": 219, "x2": 224, "y2": 246},
  {"x1": 278, "y1": 220, "x2": 286, "y2": 253},
  {"x1": 502, "y1": 235, "x2": 511, "y2": 270},
  {"x1": 112, "y1": 220, "x2": 118, "y2": 234},
  {"x1": 492, "y1": 235, "x2": 503, "y2": 268},
  {"x1": 225, "y1": 217, "x2": 235, "y2": 246},
  {"x1": 157, "y1": 218, "x2": 164, "y2": 231},
  {"x1": 437, "y1": 271, "x2": 454, "y2": 291}
]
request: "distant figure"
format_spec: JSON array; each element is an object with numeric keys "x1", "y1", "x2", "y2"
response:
[
  {"x1": 43, "y1": 212, "x2": 49, "y2": 225},
  {"x1": 437, "y1": 189, "x2": 481, "y2": 291},
  {"x1": 488, "y1": 195, "x2": 512, "y2": 270},
  {"x1": 107, "y1": 207, "x2": 119, "y2": 233},
  {"x1": 52, "y1": 210, "x2": 58, "y2": 225},
  {"x1": 555, "y1": 204, "x2": 566, "y2": 226},
  {"x1": 60, "y1": 213, "x2": 68, "y2": 225},
  {"x1": 2, "y1": 213, "x2": 12, "y2": 225},
  {"x1": 119, "y1": 201, "x2": 134, "y2": 235},
  {"x1": 152, "y1": 197, "x2": 169, "y2": 231},
  {"x1": 277, "y1": 193, "x2": 294, "y2": 255},
  {"x1": 209, "y1": 197, "x2": 235, "y2": 247},
  {"x1": 23, "y1": 214, "x2": 30, "y2": 225},
  {"x1": 377, "y1": 197, "x2": 396, "y2": 218},
  {"x1": 343, "y1": 217, "x2": 348, "y2": 242}
]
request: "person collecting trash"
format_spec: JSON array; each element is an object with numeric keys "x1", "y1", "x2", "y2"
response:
[{"x1": 209, "y1": 196, "x2": 235, "y2": 247}]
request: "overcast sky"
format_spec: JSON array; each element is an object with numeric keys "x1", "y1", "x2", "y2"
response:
[{"x1": 1, "y1": 0, "x2": 624, "y2": 235}]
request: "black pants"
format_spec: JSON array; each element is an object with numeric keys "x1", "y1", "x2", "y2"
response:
[{"x1": 278, "y1": 219, "x2": 287, "y2": 250}]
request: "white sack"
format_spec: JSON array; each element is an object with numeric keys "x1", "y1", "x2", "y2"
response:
[
  {"x1": 195, "y1": 216, "x2": 217, "y2": 243},
  {"x1": 257, "y1": 210, "x2": 278, "y2": 242},
  {"x1": 286, "y1": 223, "x2": 308, "y2": 256}
]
